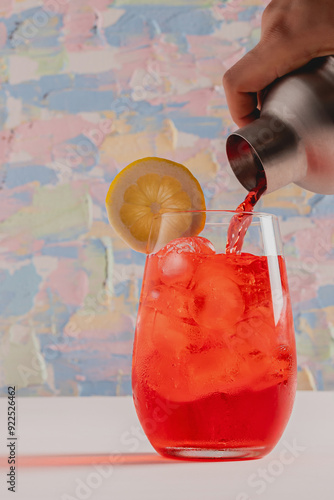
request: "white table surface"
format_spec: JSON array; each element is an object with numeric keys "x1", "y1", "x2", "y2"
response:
[{"x1": 0, "y1": 392, "x2": 333, "y2": 500}]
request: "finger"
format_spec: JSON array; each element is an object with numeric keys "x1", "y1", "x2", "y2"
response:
[{"x1": 223, "y1": 40, "x2": 314, "y2": 127}]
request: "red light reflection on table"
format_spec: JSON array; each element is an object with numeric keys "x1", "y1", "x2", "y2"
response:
[{"x1": 0, "y1": 453, "x2": 173, "y2": 468}]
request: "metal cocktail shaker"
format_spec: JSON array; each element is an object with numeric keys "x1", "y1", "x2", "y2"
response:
[{"x1": 226, "y1": 56, "x2": 334, "y2": 194}]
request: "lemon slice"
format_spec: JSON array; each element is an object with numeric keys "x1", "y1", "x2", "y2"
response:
[{"x1": 105, "y1": 157, "x2": 206, "y2": 253}]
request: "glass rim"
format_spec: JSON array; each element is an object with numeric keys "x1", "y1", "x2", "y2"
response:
[
  {"x1": 153, "y1": 209, "x2": 278, "y2": 219},
  {"x1": 147, "y1": 208, "x2": 282, "y2": 255}
]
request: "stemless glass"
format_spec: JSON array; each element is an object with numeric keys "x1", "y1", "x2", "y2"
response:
[{"x1": 132, "y1": 210, "x2": 297, "y2": 460}]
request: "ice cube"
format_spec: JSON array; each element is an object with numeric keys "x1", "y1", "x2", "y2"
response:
[
  {"x1": 185, "y1": 342, "x2": 230, "y2": 394},
  {"x1": 157, "y1": 236, "x2": 216, "y2": 256},
  {"x1": 189, "y1": 259, "x2": 244, "y2": 331},
  {"x1": 159, "y1": 252, "x2": 196, "y2": 287},
  {"x1": 145, "y1": 284, "x2": 192, "y2": 319},
  {"x1": 138, "y1": 310, "x2": 205, "y2": 400},
  {"x1": 235, "y1": 307, "x2": 275, "y2": 349},
  {"x1": 157, "y1": 236, "x2": 215, "y2": 287}
]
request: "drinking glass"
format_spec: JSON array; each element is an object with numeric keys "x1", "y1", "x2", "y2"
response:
[{"x1": 132, "y1": 210, "x2": 297, "y2": 460}]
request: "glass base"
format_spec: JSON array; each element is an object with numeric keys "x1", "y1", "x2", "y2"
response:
[{"x1": 161, "y1": 446, "x2": 268, "y2": 461}]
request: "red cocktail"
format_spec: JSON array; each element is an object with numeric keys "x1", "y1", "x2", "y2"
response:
[{"x1": 132, "y1": 211, "x2": 297, "y2": 460}]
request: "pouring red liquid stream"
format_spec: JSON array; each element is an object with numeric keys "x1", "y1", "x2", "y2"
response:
[{"x1": 226, "y1": 170, "x2": 267, "y2": 253}]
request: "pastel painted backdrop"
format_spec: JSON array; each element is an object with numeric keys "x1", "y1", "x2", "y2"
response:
[{"x1": 0, "y1": 0, "x2": 333, "y2": 396}]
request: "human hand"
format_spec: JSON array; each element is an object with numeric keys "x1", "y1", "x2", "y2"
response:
[{"x1": 223, "y1": 0, "x2": 334, "y2": 127}]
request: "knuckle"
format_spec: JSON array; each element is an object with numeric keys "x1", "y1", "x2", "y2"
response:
[
  {"x1": 261, "y1": 3, "x2": 293, "y2": 40},
  {"x1": 264, "y1": 16, "x2": 292, "y2": 39},
  {"x1": 262, "y1": 2, "x2": 275, "y2": 20},
  {"x1": 222, "y1": 68, "x2": 235, "y2": 89}
]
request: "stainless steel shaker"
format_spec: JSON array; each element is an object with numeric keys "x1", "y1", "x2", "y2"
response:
[{"x1": 226, "y1": 56, "x2": 334, "y2": 194}]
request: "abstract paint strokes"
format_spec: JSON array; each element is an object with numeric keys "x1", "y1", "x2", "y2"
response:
[{"x1": 0, "y1": 1, "x2": 333, "y2": 395}]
